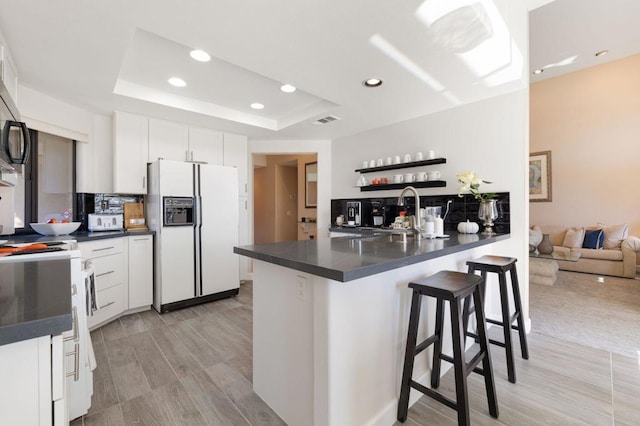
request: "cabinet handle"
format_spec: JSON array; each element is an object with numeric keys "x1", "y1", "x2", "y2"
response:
[
  {"x1": 99, "y1": 301, "x2": 115, "y2": 309},
  {"x1": 96, "y1": 270, "x2": 115, "y2": 278},
  {"x1": 133, "y1": 238, "x2": 148, "y2": 241},
  {"x1": 185, "y1": 150, "x2": 190, "y2": 161},
  {"x1": 65, "y1": 343, "x2": 80, "y2": 382},
  {"x1": 92, "y1": 246, "x2": 115, "y2": 252},
  {"x1": 143, "y1": 176, "x2": 146, "y2": 189},
  {"x1": 63, "y1": 306, "x2": 79, "y2": 342},
  {"x1": 71, "y1": 284, "x2": 77, "y2": 296}
]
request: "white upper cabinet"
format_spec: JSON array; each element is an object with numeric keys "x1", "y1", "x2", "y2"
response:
[
  {"x1": 188, "y1": 127, "x2": 223, "y2": 165},
  {"x1": 223, "y1": 133, "x2": 248, "y2": 196},
  {"x1": 148, "y1": 118, "x2": 189, "y2": 162},
  {"x1": 1, "y1": 43, "x2": 19, "y2": 106},
  {"x1": 113, "y1": 111, "x2": 149, "y2": 194}
]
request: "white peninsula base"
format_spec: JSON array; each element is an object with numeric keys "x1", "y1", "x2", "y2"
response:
[{"x1": 252, "y1": 243, "x2": 504, "y2": 425}]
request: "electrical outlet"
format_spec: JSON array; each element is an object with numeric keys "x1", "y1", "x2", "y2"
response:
[{"x1": 296, "y1": 275, "x2": 307, "y2": 301}]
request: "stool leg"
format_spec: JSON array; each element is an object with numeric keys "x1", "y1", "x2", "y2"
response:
[
  {"x1": 473, "y1": 286, "x2": 499, "y2": 418},
  {"x1": 398, "y1": 291, "x2": 422, "y2": 422},
  {"x1": 498, "y1": 272, "x2": 517, "y2": 383},
  {"x1": 509, "y1": 266, "x2": 529, "y2": 360},
  {"x1": 450, "y1": 298, "x2": 470, "y2": 426},
  {"x1": 430, "y1": 298, "x2": 446, "y2": 389}
]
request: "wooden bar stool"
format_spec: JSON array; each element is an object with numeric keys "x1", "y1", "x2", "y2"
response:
[
  {"x1": 465, "y1": 255, "x2": 529, "y2": 384},
  {"x1": 397, "y1": 271, "x2": 499, "y2": 426}
]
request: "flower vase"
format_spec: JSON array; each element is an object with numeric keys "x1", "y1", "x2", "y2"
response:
[
  {"x1": 478, "y1": 199, "x2": 498, "y2": 235},
  {"x1": 537, "y1": 234, "x2": 553, "y2": 254}
]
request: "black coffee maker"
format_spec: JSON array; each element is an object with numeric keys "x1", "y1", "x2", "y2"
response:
[{"x1": 371, "y1": 202, "x2": 386, "y2": 227}]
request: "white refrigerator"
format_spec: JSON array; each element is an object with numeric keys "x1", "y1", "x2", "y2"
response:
[{"x1": 147, "y1": 160, "x2": 239, "y2": 313}]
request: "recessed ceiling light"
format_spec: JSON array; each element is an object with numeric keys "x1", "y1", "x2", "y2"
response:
[
  {"x1": 595, "y1": 50, "x2": 608, "y2": 57},
  {"x1": 280, "y1": 84, "x2": 296, "y2": 93},
  {"x1": 190, "y1": 49, "x2": 211, "y2": 62},
  {"x1": 168, "y1": 77, "x2": 186, "y2": 87},
  {"x1": 363, "y1": 78, "x2": 383, "y2": 87},
  {"x1": 250, "y1": 103, "x2": 265, "y2": 110},
  {"x1": 533, "y1": 69, "x2": 544, "y2": 75}
]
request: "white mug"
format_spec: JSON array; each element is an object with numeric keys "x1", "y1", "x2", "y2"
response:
[
  {"x1": 376, "y1": 158, "x2": 384, "y2": 167},
  {"x1": 369, "y1": 159, "x2": 376, "y2": 168},
  {"x1": 336, "y1": 216, "x2": 344, "y2": 226},
  {"x1": 393, "y1": 174, "x2": 404, "y2": 183},
  {"x1": 403, "y1": 154, "x2": 412, "y2": 163},
  {"x1": 403, "y1": 173, "x2": 415, "y2": 183},
  {"x1": 393, "y1": 155, "x2": 401, "y2": 165},
  {"x1": 415, "y1": 151, "x2": 424, "y2": 161},
  {"x1": 427, "y1": 150, "x2": 436, "y2": 159},
  {"x1": 385, "y1": 157, "x2": 392, "y2": 166},
  {"x1": 415, "y1": 172, "x2": 427, "y2": 182},
  {"x1": 427, "y1": 170, "x2": 441, "y2": 180}
]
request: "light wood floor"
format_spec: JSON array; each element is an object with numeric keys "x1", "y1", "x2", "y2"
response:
[{"x1": 73, "y1": 281, "x2": 640, "y2": 425}]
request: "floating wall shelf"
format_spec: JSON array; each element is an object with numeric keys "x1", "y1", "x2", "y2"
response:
[
  {"x1": 355, "y1": 158, "x2": 446, "y2": 174},
  {"x1": 359, "y1": 180, "x2": 446, "y2": 192}
]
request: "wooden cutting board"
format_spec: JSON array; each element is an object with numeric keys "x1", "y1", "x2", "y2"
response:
[{"x1": 124, "y1": 203, "x2": 147, "y2": 230}]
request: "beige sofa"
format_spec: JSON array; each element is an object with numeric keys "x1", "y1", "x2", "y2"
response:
[{"x1": 532, "y1": 224, "x2": 640, "y2": 278}]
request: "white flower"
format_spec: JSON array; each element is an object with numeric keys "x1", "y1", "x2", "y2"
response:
[{"x1": 457, "y1": 171, "x2": 495, "y2": 201}]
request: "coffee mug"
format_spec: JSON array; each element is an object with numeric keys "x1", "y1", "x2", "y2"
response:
[
  {"x1": 336, "y1": 215, "x2": 344, "y2": 226},
  {"x1": 393, "y1": 174, "x2": 404, "y2": 183},
  {"x1": 393, "y1": 155, "x2": 401, "y2": 165},
  {"x1": 415, "y1": 172, "x2": 427, "y2": 182},
  {"x1": 403, "y1": 173, "x2": 415, "y2": 183},
  {"x1": 427, "y1": 150, "x2": 436, "y2": 159},
  {"x1": 415, "y1": 151, "x2": 424, "y2": 161},
  {"x1": 362, "y1": 161, "x2": 369, "y2": 168},
  {"x1": 403, "y1": 154, "x2": 412, "y2": 163},
  {"x1": 369, "y1": 159, "x2": 376, "y2": 168},
  {"x1": 376, "y1": 158, "x2": 384, "y2": 167},
  {"x1": 385, "y1": 157, "x2": 392, "y2": 166},
  {"x1": 427, "y1": 170, "x2": 441, "y2": 180}
]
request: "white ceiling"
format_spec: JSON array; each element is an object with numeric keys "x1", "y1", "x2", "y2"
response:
[
  {"x1": 0, "y1": 0, "x2": 636, "y2": 141},
  {"x1": 529, "y1": 0, "x2": 640, "y2": 83}
]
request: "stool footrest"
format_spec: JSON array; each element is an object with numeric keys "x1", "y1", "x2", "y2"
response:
[
  {"x1": 465, "y1": 331, "x2": 507, "y2": 349},
  {"x1": 411, "y1": 381, "x2": 457, "y2": 411},
  {"x1": 438, "y1": 351, "x2": 486, "y2": 377},
  {"x1": 415, "y1": 334, "x2": 439, "y2": 356}
]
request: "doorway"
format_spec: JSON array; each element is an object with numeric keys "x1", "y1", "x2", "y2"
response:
[{"x1": 253, "y1": 153, "x2": 317, "y2": 244}]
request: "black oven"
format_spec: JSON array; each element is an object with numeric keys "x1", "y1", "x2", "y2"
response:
[{"x1": 163, "y1": 196, "x2": 194, "y2": 226}]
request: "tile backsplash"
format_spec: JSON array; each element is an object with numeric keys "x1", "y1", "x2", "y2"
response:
[{"x1": 330, "y1": 192, "x2": 510, "y2": 234}]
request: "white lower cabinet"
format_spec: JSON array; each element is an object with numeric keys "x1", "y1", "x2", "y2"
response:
[
  {"x1": 79, "y1": 238, "x2": 128, "y2": 329},
  {"x1": 79, "y1": 235, "x2": 154, "y2": 329},
  {"x1": 128, "y1": 234, "x2": 153, "y2": 309},
  {"x1": 0, "y1": 334, "x2": 67, "y2": 425}
]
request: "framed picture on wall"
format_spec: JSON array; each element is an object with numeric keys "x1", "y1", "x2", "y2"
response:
[{"x1": 529, "y1": 151, "x2": 552, "y2": 202}]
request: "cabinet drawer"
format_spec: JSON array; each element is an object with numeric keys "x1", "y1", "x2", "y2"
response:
[
  {"x1": 91, "y1": 254, "x2": 125, "y2": 292},
  {"x1": 88, "y1": 284, "x2": 126, "y2": 329},
  {"x1": 79, "y1": 238, "x2": 124, "y2": 259}
]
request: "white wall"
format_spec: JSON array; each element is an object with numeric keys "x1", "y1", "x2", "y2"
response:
[{"x1": 331, "y1": 88, "x2": 530, "y2": 321}]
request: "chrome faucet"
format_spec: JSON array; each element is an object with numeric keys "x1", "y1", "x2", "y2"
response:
[{"x1": 397, "y1": 186, "x2": 422, "y2": 235}]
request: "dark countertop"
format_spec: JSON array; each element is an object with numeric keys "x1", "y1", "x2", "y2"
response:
[
  {"x1": 0, "y1": 257, "x2": 73, "y2": 346},
  {"x1": 2, "y1": 229, "x2": 154, "y2": 244},
  {"x1": 234, "y1": 232, "x2": 510, "y2": 282}
]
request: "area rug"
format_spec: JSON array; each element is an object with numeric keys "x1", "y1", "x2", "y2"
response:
[{"x1": 529, "y1": 270, "x2": 640, "y2": 358}]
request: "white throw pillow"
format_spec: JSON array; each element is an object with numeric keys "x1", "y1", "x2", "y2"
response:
[
  {"x1": 562, "y1": 227, "x2": 585, "y2": 248},
  {"x1": 597, "y1": 223, "x2": 629, "y2": 249}
]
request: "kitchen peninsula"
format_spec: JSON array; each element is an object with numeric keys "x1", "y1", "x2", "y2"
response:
[{"x1": 234, "y1": 231, "x2": 509, "y2": 425}]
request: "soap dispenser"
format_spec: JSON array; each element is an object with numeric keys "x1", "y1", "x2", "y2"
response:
[{"x1": 434, "y1": 214, "x2": 444, "y2": 237}]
